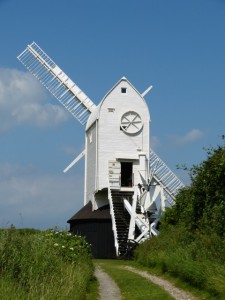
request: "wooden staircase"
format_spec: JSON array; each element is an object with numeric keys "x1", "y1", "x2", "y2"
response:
[{"x1": 110, "y1": 190, "x2": 133, "y2": 256}]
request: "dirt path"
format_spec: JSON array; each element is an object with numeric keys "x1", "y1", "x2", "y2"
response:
[
  {"x1": 94, "y1": 265, "x2": 122, "y2": 300},
  {"x1": 122, "y1": 266, "x2": 198, "y2": 300},
  {"x1": 95, "y1": 263, "x2": 199, "y2": 300}
]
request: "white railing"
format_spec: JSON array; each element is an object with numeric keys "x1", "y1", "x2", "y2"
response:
[{"x1": 108, "y1": 185, "x2": 119, "y2": 256}]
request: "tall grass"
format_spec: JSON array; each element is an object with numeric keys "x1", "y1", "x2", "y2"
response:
[
  {"x1": 135, "y1": 226, "x2": 225, "y2": 300},
  {"x1": 0, "y1": 228, "x2": 93, "y2": 299}
]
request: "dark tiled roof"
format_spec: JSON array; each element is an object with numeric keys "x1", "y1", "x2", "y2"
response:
[{"x1": 67, "y1": 201, "x2": 111, "y2": 223}]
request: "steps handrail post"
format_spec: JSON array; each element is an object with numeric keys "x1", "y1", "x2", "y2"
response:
[
  {"x1": 108, "y1": 185, "x2": 119, "y2": 256},
  {"x1": 127, "y1": 187, "x2": 138, "y2": 240}
]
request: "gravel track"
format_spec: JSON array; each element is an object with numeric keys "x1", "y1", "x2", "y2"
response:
[
  {"x1": 122, "y1": 266, "x2": 199, "y2": 300},
  {"x1": 95, "y1": 263, "x2": 199, "y2": 300}
]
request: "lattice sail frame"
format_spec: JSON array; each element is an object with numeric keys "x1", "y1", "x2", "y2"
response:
[
  {"x1": 149, "y1": 149, "x2": 185, "y2": 204},
  {"x1": 17, "y1": 42, "x2": 96, "y2": 125}
]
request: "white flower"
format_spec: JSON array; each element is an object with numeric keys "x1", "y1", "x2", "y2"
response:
[
  {"x1": 62, "y1": 245, "x2": 65, "y2": 248},
  {"x1": 69, "y1": 247, "x2": 74, "y2": 251},
  {"x1": 54, "y1": 243, "x2": 59, "y2": 247}
]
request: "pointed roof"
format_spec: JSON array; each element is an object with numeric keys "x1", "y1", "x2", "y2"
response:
[{"x1": 86, "y1": 77, "x2": 147, "y2": 130}]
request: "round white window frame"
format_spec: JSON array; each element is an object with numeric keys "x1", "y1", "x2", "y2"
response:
[{"x1": 120, "y1": 111, "x2": 143, "y2": 134}]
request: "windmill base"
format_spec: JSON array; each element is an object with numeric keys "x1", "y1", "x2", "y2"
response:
[{"x1": 67, "y1": 201, "x2": 117, "y2": 259}]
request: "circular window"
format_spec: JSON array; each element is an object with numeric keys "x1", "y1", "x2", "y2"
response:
[{"x1": 121, "y1": 111, "x2": 143, "y2": 134}]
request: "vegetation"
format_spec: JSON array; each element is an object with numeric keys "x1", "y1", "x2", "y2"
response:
[
  {"x1": 135, "y1": 138, "x2": 225, "y2": 299},
  {"x1": 2, "y1": 139, "x2": 225, "y2": 299},
  {"x1": 0, "y1": 227, "x2": 93, "y2": 299}
]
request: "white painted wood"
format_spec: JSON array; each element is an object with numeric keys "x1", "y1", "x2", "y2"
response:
[
  {"x1": 141, "y1": 85, "x2": 153, "y2": 97},
  {"x1": 63, "y1": 150, "x2": 85, "y2": 173},
  {"x1": 85, "y1": 122, "x2": 97, "y2": 205},
  {"x1": 85, "y1": 77, "x2": 150, "y2": 208},
  {"x1": 98, "y1": 79, "x2": 150, "y2": 189},
  {"x1": 17, "y1": 42, "x2": 96, "y2": 125}
]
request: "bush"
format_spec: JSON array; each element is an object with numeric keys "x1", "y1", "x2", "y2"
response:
[{"x1": 164, "y1": 138, "x2": 225, "y2": 236}]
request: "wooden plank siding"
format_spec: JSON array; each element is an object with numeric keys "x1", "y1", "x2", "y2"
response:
[
  {"x1": 98, "y1": 79, "x2": 150, "y2": 191},
  {"x1": 85, "y1": 122, "x2": 97, "y2": 205},
  {"x1": 85, "y1": 78, "x2": 150, "y2": 209}
]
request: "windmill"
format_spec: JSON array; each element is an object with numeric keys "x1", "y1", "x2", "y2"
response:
[{"x1": 17, "y1": 42, "x2": 184, "y2": 258}]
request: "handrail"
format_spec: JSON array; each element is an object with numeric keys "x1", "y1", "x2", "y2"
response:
[{"x1": 108, "y1": 185, "x2": 119, "y2": 256}]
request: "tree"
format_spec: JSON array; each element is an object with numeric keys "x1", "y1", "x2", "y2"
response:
[{"x1": 163, "y1": 137, "x2": 225, "y2": 236}]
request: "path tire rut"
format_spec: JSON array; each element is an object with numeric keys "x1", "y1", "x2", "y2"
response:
[
  {"x1": 94, "y1": 265, "x2": 122, "y2": 300},
  {"x1": 94, "y1": 263, "x2": 199, "y2": 300},
  {"x1": 122, "y1": 266, "x2": 199, "y2": 300}
]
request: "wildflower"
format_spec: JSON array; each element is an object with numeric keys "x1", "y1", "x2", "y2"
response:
[
  {"x1": 62, "y1": 245, "x2": 65, "y2": 248},
  {"x1": 70, "y1": 247, "x2": 74, "y2": 251},
  {"x1": 67, "y1": 233, "x2": 72, "y2": 236},
  {"x1": 54, "y1": 243, "x2": 59, "y2": 247}
]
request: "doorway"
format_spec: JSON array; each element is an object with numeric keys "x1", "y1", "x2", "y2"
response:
[{"x1": 121, "y1": 162, "x2": 133, "y2": 187}]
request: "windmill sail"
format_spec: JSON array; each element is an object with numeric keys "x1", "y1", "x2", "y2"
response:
[
  {"x1": 17, "y1": 42, "x2": 96, "y2": 125},
  {"x1": 149, "y1": 149, "x2": 185, "y2": 202}
]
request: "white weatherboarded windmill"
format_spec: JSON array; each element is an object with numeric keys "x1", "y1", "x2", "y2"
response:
[{"x1": 17, "y1": 42, "x2": 184, "y2": 258}]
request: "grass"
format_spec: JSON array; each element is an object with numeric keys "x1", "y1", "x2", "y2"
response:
[
  {"x1": 2, "y1": 226, "x2": 223, "y2": 300},
  {"x1": 95, "y1": 259, "x2": 174, "y2": 300},
  {"x1": 93, "y1": 258, "x2": 224, "y2": 300},
  {"x1": 0, "y1": 227, "x2": 94, "y2": 299},
  {"x1": 134, "y1": 228, "x2": 225, "y2": 300},
  {"x1": 85, "y1": 275, "x2": 99, "y2": 300}
]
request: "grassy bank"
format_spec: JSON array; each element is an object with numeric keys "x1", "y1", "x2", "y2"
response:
[
  {"x1": 135, "y1": 228, "x2": 225, "y2": 299},
  {"x1": 135, "y1": 139, "x2": 225, "y2": 300},
  {"x1": 0, "y1": 228, "x2": 93, "y2": 299}
]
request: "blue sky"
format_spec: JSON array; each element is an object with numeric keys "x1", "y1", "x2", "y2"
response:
[{"x1": 0, "y1": 0, "x2": 225, "y2": 229}]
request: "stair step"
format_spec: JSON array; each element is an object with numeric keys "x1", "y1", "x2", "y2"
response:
[{"x1": 110, "y1": 190, "x2": 135, "y2": 257}]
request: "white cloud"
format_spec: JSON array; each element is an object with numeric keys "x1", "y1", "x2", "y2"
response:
[
  {"x1": 62, "y1": 146, "x2": 79, "y2": 155},
  {"x1": 0, "y1": 68, "x2": 69, "y2": 133},
  {"x1": 0, "y1": 163, "x2": 84, "y2": 229},
  {"x1": 173, "y1": 129, "x2": 204, "y2": 145},
  {"x1": 150, "y1": 135, "x2": 160, "y2": 150}
]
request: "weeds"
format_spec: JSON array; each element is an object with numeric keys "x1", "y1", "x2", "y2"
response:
[{"x1": 0, "y1": 227, "x2": 93, "y2": 299}]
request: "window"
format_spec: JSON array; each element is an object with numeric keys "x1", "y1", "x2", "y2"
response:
[{"x1": 121, "y1": 87, "x2": 127, "y2": 94}]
